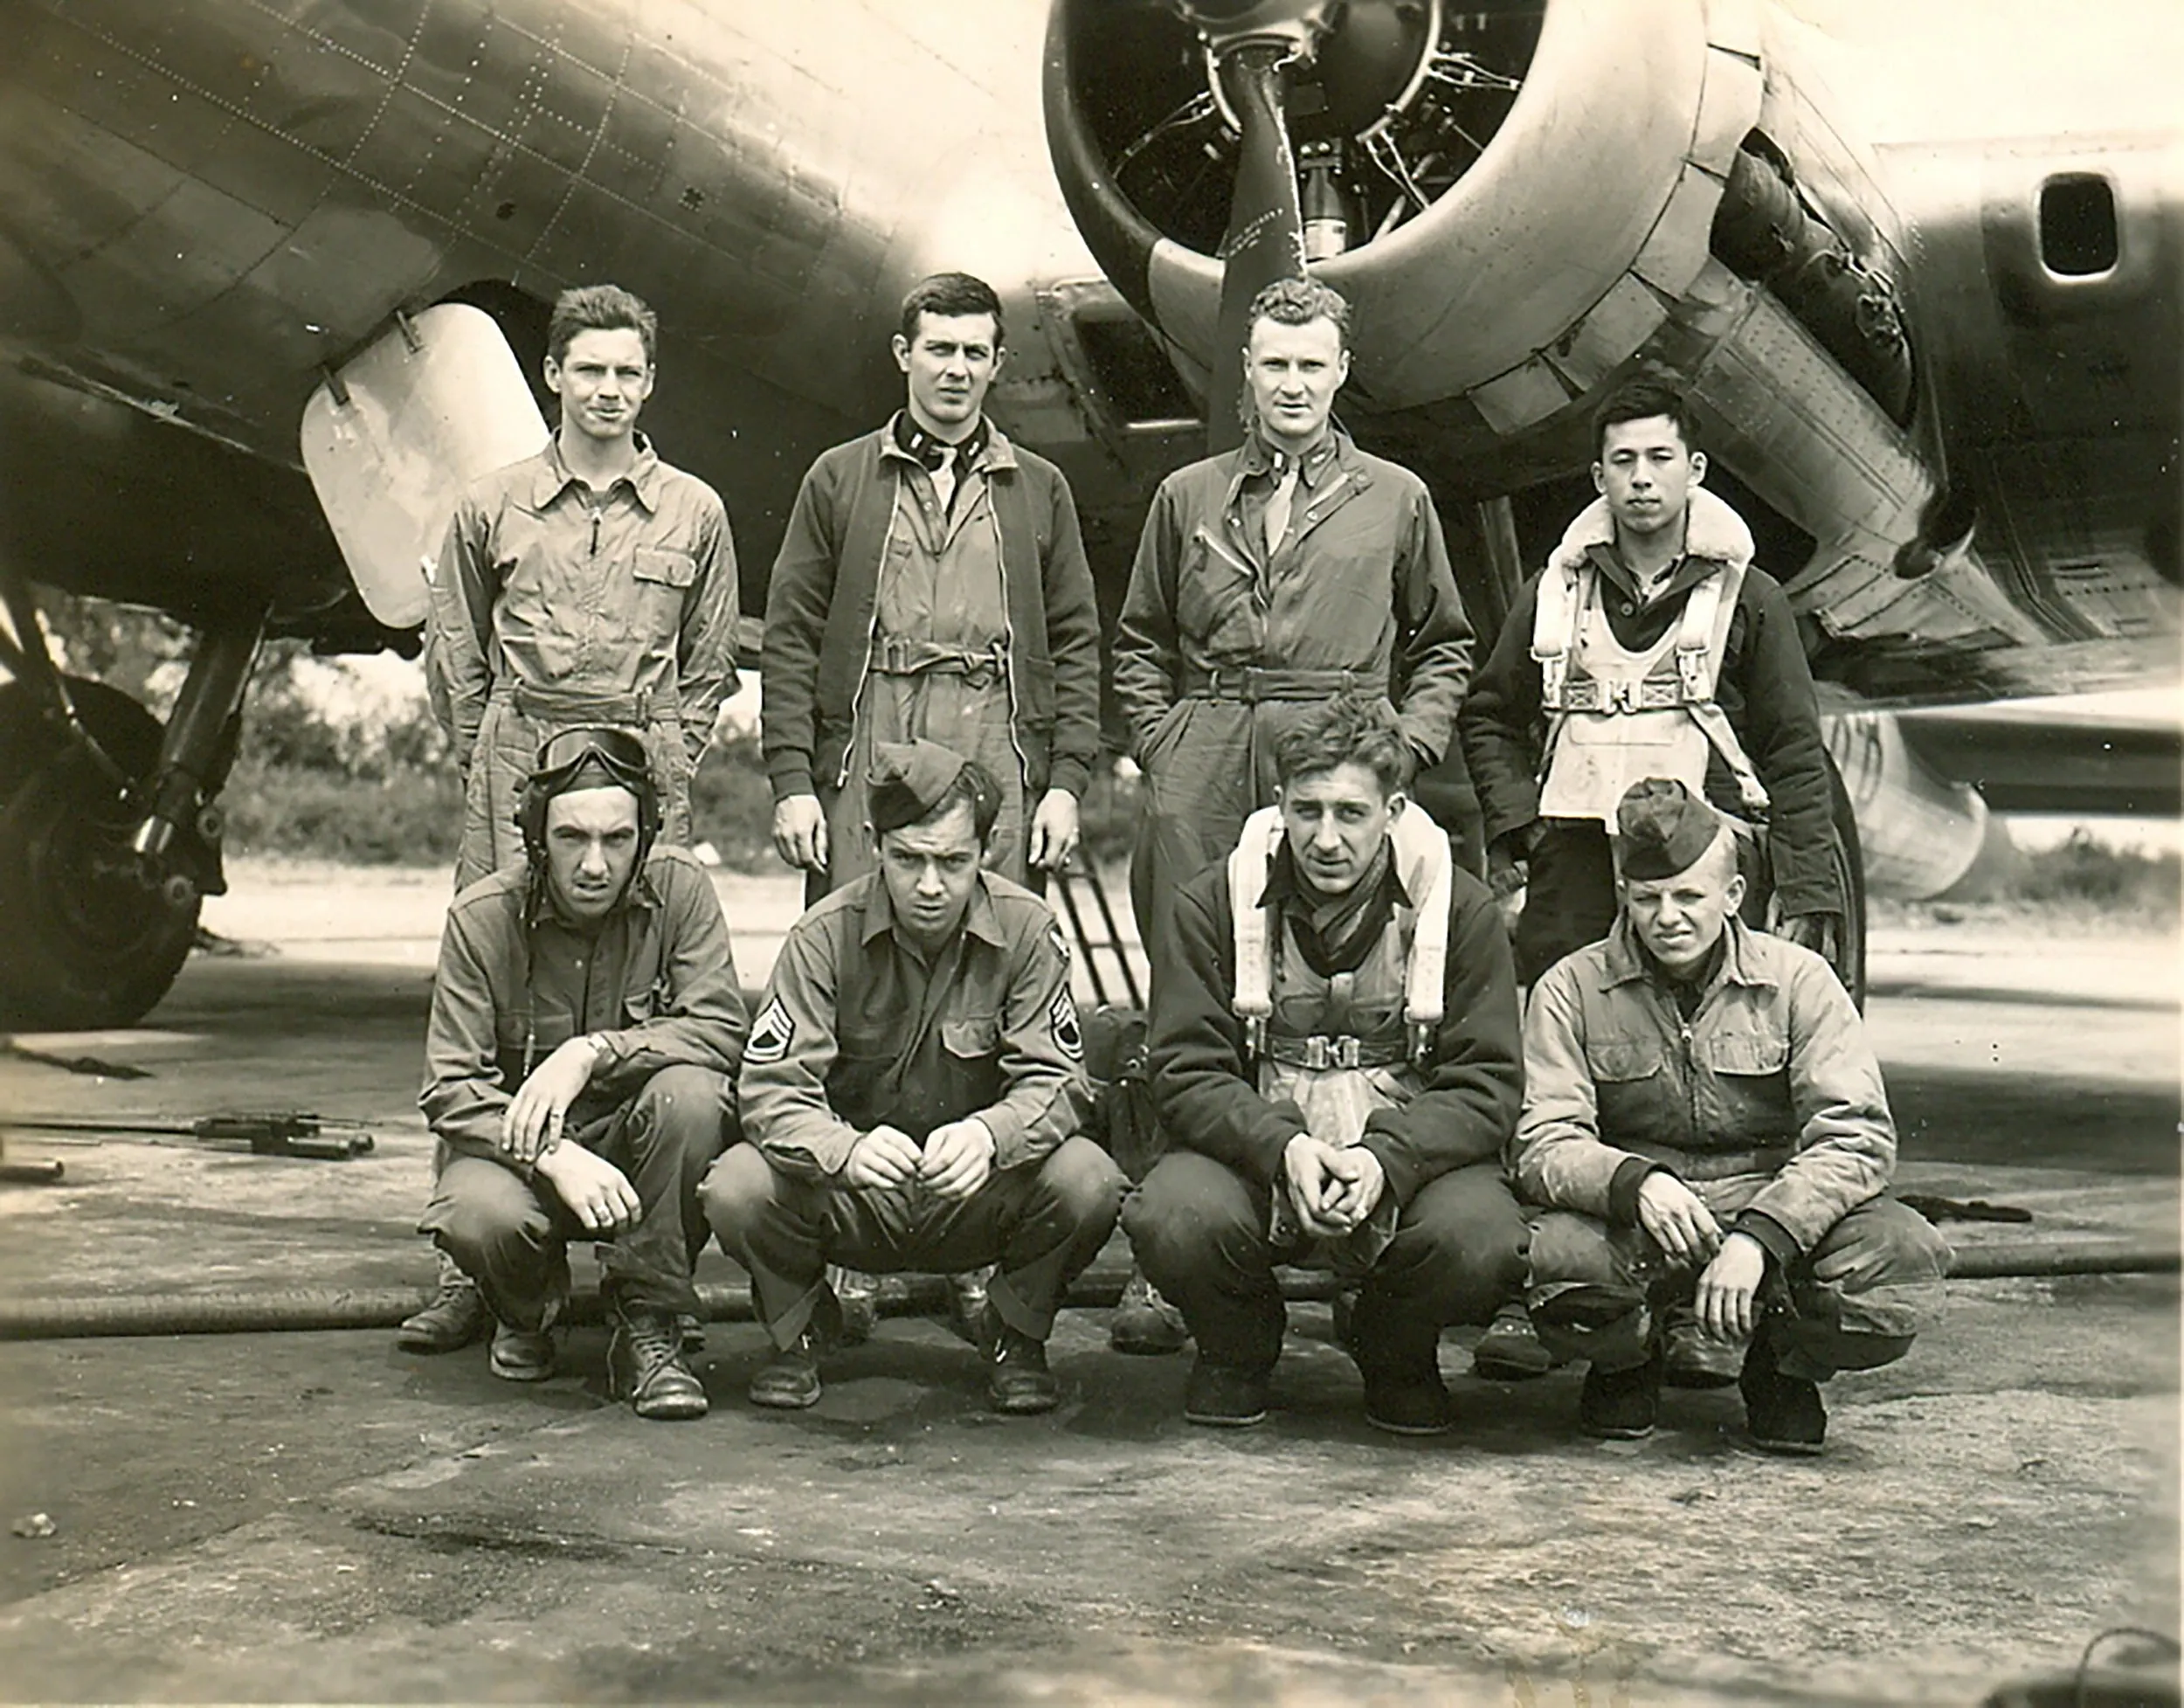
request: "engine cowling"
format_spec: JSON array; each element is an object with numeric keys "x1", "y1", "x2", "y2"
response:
[
  {"x1": 1045, "y1": 0, "x2": 1924, "y2": 509},
  {"x1": 1822, "y1": 711, "x2": 1989, "y2": 901}
]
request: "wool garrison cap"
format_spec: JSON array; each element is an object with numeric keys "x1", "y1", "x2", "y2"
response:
[
  {"x1": 1615, "y1": 778, "x2": 1724, "y2": 880},
  {"x1": 867, "y1": 737, "x2": 994, "y2": 836}
]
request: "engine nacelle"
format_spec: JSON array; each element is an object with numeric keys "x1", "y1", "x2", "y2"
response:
[
  {"x1": 1822, "y1": 711, "x2": 1989, "y2": 901},
  {"x1": 1046, "y1": 0, "x2": 1936, "y2": 555}
]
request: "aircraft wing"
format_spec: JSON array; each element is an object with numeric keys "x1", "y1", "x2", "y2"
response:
[{"x1": 1893, "y1": 692, "x2": 2182, "y2": 818}]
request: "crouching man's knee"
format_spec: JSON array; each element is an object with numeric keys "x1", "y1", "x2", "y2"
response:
[
  {"x1": 627, "y1": 1065, "x2": 734, "y2": 1160},
  {"x1": 701, "y1": 1143, "x2": 784, "y2": 1246},
  {"x1": 1122, "y1": 1151, "x2": 1263, "y2": 1292},
  {"x1": 1785, "y1": 1194, "x2": 1953, "y2": 1375},
  {"x1": 1381, "y1": 1164, "x2": 1531, "y2": 1325},
  {"x1": 1035, "y1": 1136, "x2": 1127, "y2": 1239}
]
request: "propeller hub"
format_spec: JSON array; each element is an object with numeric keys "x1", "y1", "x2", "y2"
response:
[{"x1": 1170, "y1": 0, "x2": 1337, "y2": 58}]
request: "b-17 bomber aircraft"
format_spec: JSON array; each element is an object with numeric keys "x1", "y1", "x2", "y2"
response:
[{"x1": 0, "y1": 0, "x2": 2174, "y2": 1027}]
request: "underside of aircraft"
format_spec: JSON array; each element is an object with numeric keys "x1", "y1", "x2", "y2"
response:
[{"x1": 0, "y1": 0, "x2": 2175, "y2": 1027}]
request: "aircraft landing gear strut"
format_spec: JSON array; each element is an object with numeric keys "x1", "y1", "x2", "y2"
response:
[{"x1": 0, "y1": 567, "x2": 263, "y2": 1028}]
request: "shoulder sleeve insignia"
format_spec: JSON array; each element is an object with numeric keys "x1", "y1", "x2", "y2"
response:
[
  {"x1": 745, "y1": 994, "x2": 796, "y2": 1065},
  {"x1": 1048, "y1": 985, "x2": 1083, "y2": 1061}
]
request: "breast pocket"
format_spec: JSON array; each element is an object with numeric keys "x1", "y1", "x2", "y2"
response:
[
  {"x1": 1586, "y1": 1037, "x2": 1677, "y2": 1142},
  {"x1": 1697, "y1": 1029, "x2": 1794, "y2": 1142},
  {"x1": 941, "y1": 1016, "x2": 999, "y2": 1060},
  {"x1": 624, "y1": 545, "x2": 698, "y2": 651},
  {"x1": 634, "y1": 546, "x2": 698, "y2": 590},
  {"x1": 936, "y1": 1014, "x2": 1004, "y2": 1128},
  {"x1": 1174, "y1": 525, "x2": 1261, "y2": 657},
  {"x1": 1585, "y1": 1040, "x2": 1666, "y2": 1083}
]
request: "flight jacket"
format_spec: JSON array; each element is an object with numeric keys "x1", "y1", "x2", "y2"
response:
[
  {"x1": 1147, "y1": 845, "x2": 1523, "y2": 1208},
  {"x1": 1512, "y1": 916, "x2": 1894, "y2": 1262},
  {"x1": 759, "y1": 421, "x2": 1102, "y2": 804},
  {"x1": 1459, "y1": 492, "x2": 1842, "y2": 917}
]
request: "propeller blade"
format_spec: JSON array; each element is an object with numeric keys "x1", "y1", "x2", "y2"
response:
[{"x1": 1207, "y1": 42, "x2": 1307, "y2": 453}]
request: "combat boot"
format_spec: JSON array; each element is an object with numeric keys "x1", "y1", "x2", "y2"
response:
[
  {"x1": 1109, "y1": 1266, "x2": 1189, "y2": 1356},
  {"x1": 1344, "y1": 1298, "x2": 1455, "y2": 1436},
  {"x1": 1739, "y1": 1334, "x2": 1826, "y2": 1456},
  {"x1": 979, "y1": 1304, "x2": 1060, "y2": 1414},
  {"x1": 749, "y1": 1286, "x2": 842, "y2": 1411},
  {"x1": 396, "y1": 1253, "x2": 489, "y2": 1353},
  {"x1": 488, "y1": 1319, "x2": 558, "y2": 1383},
  {"x1": 1578, "y1": 1349, "x2": 1662, "y2": 1440},
  {"x1": 610, "y1": 1303, "x2": 709, "y2": 1421},
  {"x1": 1183, "y1": 1357, "x2": 1271, "y2": 1428},
  {"x1": 1470, "y1": 1300, "x2": 1557, "y2": 1381}
]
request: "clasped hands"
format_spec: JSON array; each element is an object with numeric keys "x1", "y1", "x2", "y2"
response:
[
  {"x1": 1281, "y1": 1133, "x2": 1386, "y2": 1241},
  {"x1": 1635, "y1": 1172, "x2": 1769, "y2": 1341},
  {"x1": 844, "y1": 1118, "x2": 995, "y2": 1201}
]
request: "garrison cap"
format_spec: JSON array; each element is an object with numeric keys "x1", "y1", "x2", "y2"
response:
[
  {"x1": 867, "y1": 737, "x2": 994, "y2": 836},
  {"x1": 1615, "y1": 778, "x2": 1724, "y2": 880}
]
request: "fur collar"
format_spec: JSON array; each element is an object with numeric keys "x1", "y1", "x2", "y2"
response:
[{"x1": 1547, "y1": 486, "x2": 1755, "y2": 575}]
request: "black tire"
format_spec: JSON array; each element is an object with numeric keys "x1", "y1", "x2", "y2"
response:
[
  {"x1": 0, "y1": 677, "x2": 200, "y2": 1028},
  {"x1": 1825, "y1": 750, "x2": 1869, "y2": 1010}
]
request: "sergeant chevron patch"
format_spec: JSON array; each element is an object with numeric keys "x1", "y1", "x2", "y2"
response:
[
  {"x1": 1049, "y1": 986, "x2": 1083, "y2": 1060},
  {"x1": 746, "y1": 994, "x2": 795, "y2": 1064}
]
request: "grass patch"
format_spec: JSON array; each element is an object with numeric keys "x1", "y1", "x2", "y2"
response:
[
  {"x1": 2013, "y1": 831, "x2": 2179, "y2": 917},
  {"x1": 218, "y1": 757, "x2": 465, "y2": 865}
]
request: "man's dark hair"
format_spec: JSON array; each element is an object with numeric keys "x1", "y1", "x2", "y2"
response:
[
  {"x1": 1591, "y1": 374, "x2": 1700, "y2": 460},
  {"x1": 547, "y1": 284, "x2": 658, "y2": 368},
  {"x1": 899, "y1": 273, "x2": 1006, "y2": 347},
  {"x1": 1246, "y1": 276, "x2": 1352, "y2": 349},
  {"x1": 1273, "y1": 693, "x2": 1413, "y2": 798}
]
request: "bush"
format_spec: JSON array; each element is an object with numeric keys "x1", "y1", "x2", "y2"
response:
[
  {"x1": 219, "y1": 757, "x2": 464, "y2": 864},
  {"x1": 688, "y1": 730, "x2": 781, "y2": 870},
  {"x1": 2013, "y1": 830, "x2": 2180, "y2": 919}
]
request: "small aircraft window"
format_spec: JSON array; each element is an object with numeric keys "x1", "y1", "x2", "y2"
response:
[{"x1": 2038, "y1": 174, "x2": 2118, "y2": 277}]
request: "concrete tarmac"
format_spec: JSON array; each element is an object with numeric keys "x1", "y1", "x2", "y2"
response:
[{"x1": 0, "y1": 864, "x2": 2175, "y2": 1704}]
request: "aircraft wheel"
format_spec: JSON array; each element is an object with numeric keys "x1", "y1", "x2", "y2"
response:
[
  {"x1": 1826, "y1": 750, "x2": 1869, "y2": 1010},
  {"x1": 0, "y1": 678, "x2": 201, "y2": 1029}
]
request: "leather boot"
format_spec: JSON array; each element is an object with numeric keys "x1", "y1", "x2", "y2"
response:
[{"x1": 610, "y1": 1303, "x2": 708, "y2": 1421}]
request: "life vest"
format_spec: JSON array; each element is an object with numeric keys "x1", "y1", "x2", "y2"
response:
[
  {"x1": 1531, "y1": 488, "x2": 1769, "y2": 825},
  {"x1": 1227, "y1": 799, "x2": 1454, "y2": 1075}
]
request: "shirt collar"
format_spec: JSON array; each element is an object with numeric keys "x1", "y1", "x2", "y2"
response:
[
  {"x1": 881, "y1": 411, "x2": 1012, "y2": 476},
  {"x1": 1602, "y1": 915, "x2": 1776, "y2": 992},
  {"x1": 530, "y1": 432, "x2": 663, "y2": 512},
  {"x1": 856, "y1": 868, "x2": 1010, "y2": 951},
  {"x1": 1237, "y1": 420, "x2": 1345, "y2": 489}
]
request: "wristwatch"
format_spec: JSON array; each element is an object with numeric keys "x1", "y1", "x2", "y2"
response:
[{"x1": 580, "y1": 1032, "x2": 614, "y2": 1066}]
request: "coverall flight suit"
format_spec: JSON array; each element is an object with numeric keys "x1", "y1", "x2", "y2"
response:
[
  {"x1": 761, "y1": 417, "x2": 1102, "y2": 902},
  {"x1": 427, "y1": 436, "x2": 739, "y2": 889},
  {"x1": 1112, "y1": 425, "x2": 1474, "y2": 945}
]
